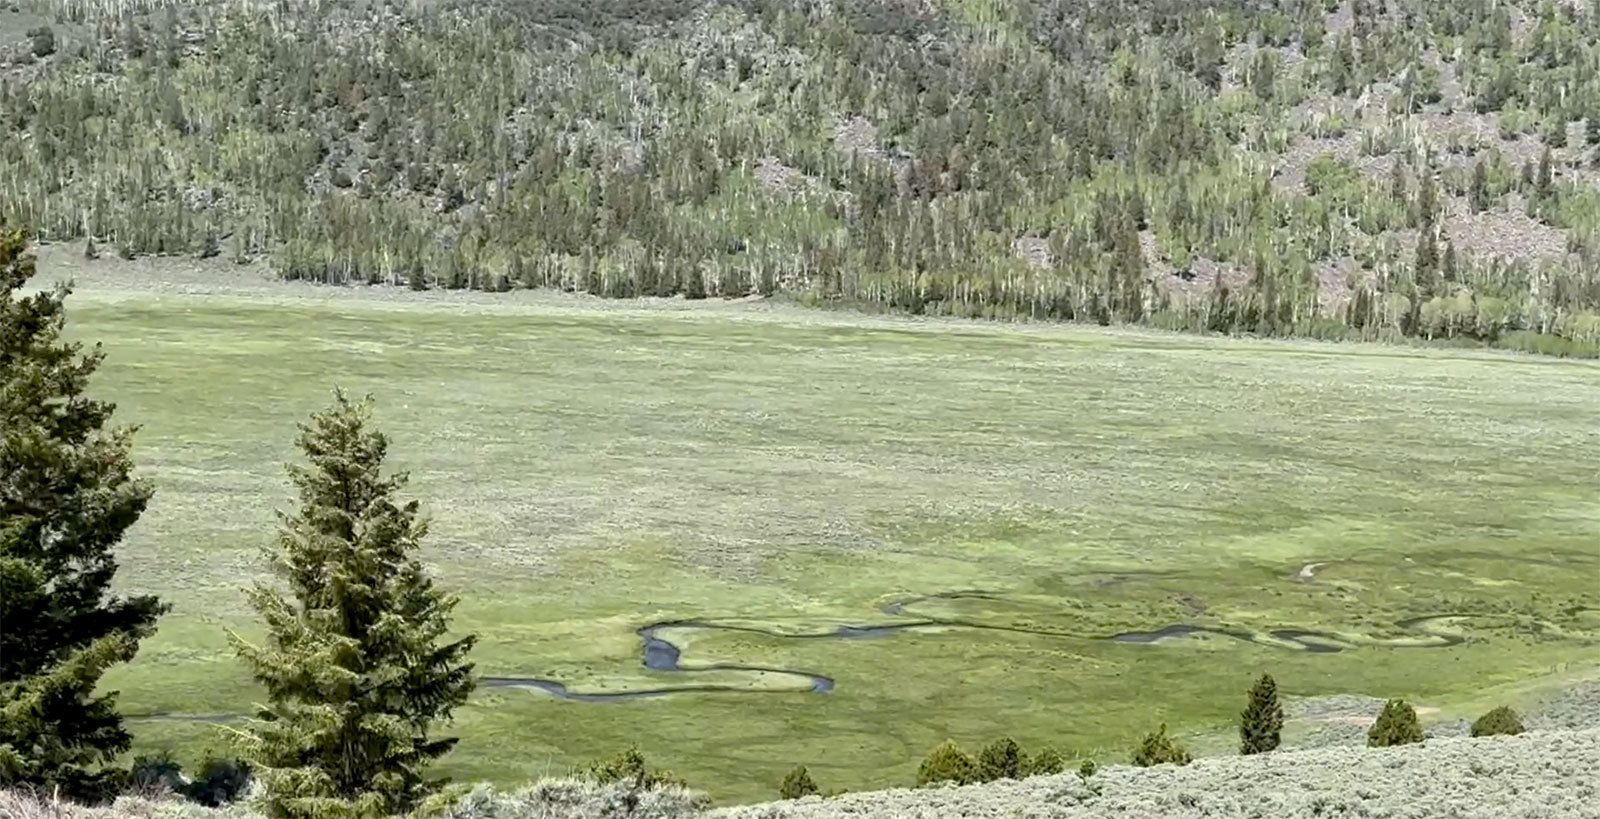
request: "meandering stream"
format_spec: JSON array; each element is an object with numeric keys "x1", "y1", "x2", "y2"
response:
[{"x1": 481, "y1": 591, "x2": 1477, "y2": 702}]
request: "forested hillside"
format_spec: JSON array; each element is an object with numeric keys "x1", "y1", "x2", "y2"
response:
[{"x1": 4, "y1": 0, "x2": 1600, "y2": 350}]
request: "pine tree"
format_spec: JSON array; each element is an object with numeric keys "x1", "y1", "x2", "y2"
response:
[
  {"x1": 975, "y1": 737, "x2": 1023, "y2": 782},
  {"x1": 0, "y1": 227, "x2": 167, "y2": 801},
  {"x1": 1587, "y1": 112, "x2": 1600, "y2": 146},
  {"x1": 1469, "y1": 160, "x2": 1490, "y2": 213},
  {"x1": 778, "y1": 765, "x2": 819, "y2": 799},
  {"x1": 1131, "y1": 724, "x2": 1192, "y2": 767},
  {"x1": 232, "y1": 392, "x2": 477, "y2": 818},
  {"x1": 1414, "y1": 227, "x2": 1439, "y2": 294},
  {"x1": 1367, "y1": 699, "x2": 1424, "y2": 747},
  {"x1": 1239, "y1": 673, "x2": 1284, "y2": 755}
]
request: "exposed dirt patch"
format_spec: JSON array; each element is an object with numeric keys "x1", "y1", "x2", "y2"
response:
[{"x1": 1442, "y1": 197, "x2": 1574, "y2": 265}]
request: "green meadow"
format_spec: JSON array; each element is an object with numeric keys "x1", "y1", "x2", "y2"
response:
[{"x1": 56, "y1": 265, "x2": 1600, "y2": 804}]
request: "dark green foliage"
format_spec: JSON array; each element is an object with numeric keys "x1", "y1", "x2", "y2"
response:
[
  {"x1": 975, "y1": 737, "x2": 1024, "y2": 782},
  {"x1": 1025, "y1": 747, "x2": 1064, "y2": 777},
  {"x1": 1367, "y1": 699, "x2": 1425, "y2": 747},
  {"x1": 130, "y1": 754, "x2": 253, "y2": 806},
  {"x1": 1131, "y1": 724, "x2": 1193, "y2": 767},
  {"x1": 187, "y1": 757, "x2": 253, "y2": 807},
  {"x1": 130, "y1": 753, "x2": 185, "y2": 793},
  {"x1": 581, "y1": 747, "x2": 684, "y2": 789},
  {"x1": 27, "y1": 26, "x2": 56, "y2": 59},
  {"x1": 915, "y1": 740, "x2": 977, "y2": 787},
  {"x1": 1470, "y1": 705, "x2": 1526, "y2": 737},
  {"x1": 232, "y1": 392, "x2": 477, "y2": 818},
  {"x1": 1077, "y1": 759, "x2": 1098, "y2": 781},
  {"x1": 1469, "y1": 160, "x2": 1491, "y2": 213},
  {"x1": 0, "y1": 227, "x2": 168, "y2": 802},
  {"x1": 1239, "y1": 673, "x2": 1284, "y2": 755},
  {"x1": 778, "y1": 765, "x2": 819, "y2": 800}
]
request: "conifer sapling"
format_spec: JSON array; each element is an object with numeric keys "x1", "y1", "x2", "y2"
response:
[
  {"x1": 1239, "y1": 673, "x2": 1284, "y2": 755},
  {"x1": 231, "y1": 392, "x2": 476, "y2": 818}
]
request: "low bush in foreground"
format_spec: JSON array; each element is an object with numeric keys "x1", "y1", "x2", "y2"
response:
[
  {"x1": 1025, "y1": 747, "x2": 1065, "y2": 777},
  {"x1": 1368, "y1": 699, "x2": 1425, "y2": 747},
  {"x1": 975, "y1": 738, "x2": 1024, "y2": 782},
  {"x1": 1472, "y1": 706, "x2": 1527, "y2": 737},
  {"x1": 1131, "y1": 724, "x2": 1193, "y2": 767},
  {"x1": 778, "y1": 767, "x2": 819, "y2": 800},
  {"x1": 581, "y1": 747, "x2": 686, "y2": 789},
  {"x1": 915, "y1": 741, "x2": 977, "y2": 787}
]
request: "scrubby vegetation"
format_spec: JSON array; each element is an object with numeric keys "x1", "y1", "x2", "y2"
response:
[
  {"x1": 1472, "y1": 705, "x2": 1526, "y2": 737},
  {"x1": 1367, "y1": 699, "x2": 1426, "y2": 747},
  {"x1": 4, "y1": 0, "x2": 1600, "y2": 353},
  {"x1": 777, "y1": 767, "x2": 818, "y2": 801},
  {"x1": 1131, "y1": 725, "x2": 1193, "y2": 768},
  {"x1": 914, "y1": 741, "x2": 977, "y2": 787}
]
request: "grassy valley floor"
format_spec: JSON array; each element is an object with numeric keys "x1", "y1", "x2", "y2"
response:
[{"x1": 41, "y1": 250, "x2": 1600, "y2": 804}]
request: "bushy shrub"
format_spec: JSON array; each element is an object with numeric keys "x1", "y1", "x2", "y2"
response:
[
  {"x1": 1471, "y1": 705, "x2": 1526, "y2": 737},
  {"x1": 186, "y1": 757, "x2": 253, "y2": 806},
  {"x1": 975, "y1": 737, "x2": 1024, "y2": 782},
  {"x1": 1368, "y1": 699, "x2": 1425, "y2": 747},
  {"x1": 581, "y1": 747, "x2": 684, "y2": 789},
  {"x1": 1077, "y1": 758, "x2": 1098, "y2": 781},
  {"x1": 1131, "y1": 724, "x2": 1193, "y2": 767},
  {"x1": 778, "y1": 765, "x2": 819, "y2": 800},
  {"x1": 915, "y1": 740, "x2": 976, "y2": 786},
  {"x1": 1025, "y1": 747, "x2": 1065, "y2": 777},
  {"x1": 130, "y1": 753, "x2": 186, "y2": 794},
  {"x1": 1240, "y1": 673, "x2": 1284, "y2": 755}
]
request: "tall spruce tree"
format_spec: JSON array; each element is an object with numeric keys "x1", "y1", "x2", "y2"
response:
[
  {"x1": 0, "y1": 227, "x2": 167, "y2": 800},
  {"x1": 1239, "y1": 673, "x2": 1284, "y2": 755},
  {"x1": 232, "y1": 392, "x2": 476, "y2": 818}
]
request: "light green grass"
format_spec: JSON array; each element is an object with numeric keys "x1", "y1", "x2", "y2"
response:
[{"x1": 49, "y1": 269, "x2": 1600, "y2": 804}]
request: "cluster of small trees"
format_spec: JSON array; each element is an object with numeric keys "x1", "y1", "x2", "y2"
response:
[{"x1": 0, "y1": 230, "x2": 476, "y2": 816}]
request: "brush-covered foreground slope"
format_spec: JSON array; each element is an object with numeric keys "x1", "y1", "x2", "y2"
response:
[
  {"x1": 5, "y1": 0, "x2": 1600, "y2": 351},
  {"x1": 4, "y1": 728, "x2": 1598, "y2": 819},
  {"x1": 715, "y1": 729, "x2": 1600, "y2": 819}
]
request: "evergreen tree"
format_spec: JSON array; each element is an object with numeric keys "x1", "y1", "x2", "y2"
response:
[
  {"x1": 0, "y1": 227, "x2": 168, "y2": 801},
  {"x1": 778, "y1": 765, "x2": 819, "y2": 799},
  {"x1": 915, "y1": 740, "x2": 976, "y2": 786},
  {"x1": 1470, "y1": 706, "x2": 1525, "y2": 737},
  {"x1": 1415, "y1": 227, "x2": 1439, "y2": 293},
  {"x1": 1367, "y1": 699, "x2": 1425, "y2": 747},
  {"x1": 1239, "y1": 673, "x2": 1284, "y2": 755},
  {"x1": 1469, "y1": 160, "x2": 1490, "y2": 213},
  {"x1": 1131, "y1": 724, "x2": 1192, "y2": 767},
  {"x1": 1588, "y1": 112, "x2": 1600, "y2": 146},
  {"x1": 232, "y1": 392, "x2": 477, "y2": 818},
  {"x1": 975, "y1": 737, "x2": 1023, "y2": 782}
]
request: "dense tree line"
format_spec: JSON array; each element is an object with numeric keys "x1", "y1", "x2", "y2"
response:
[{"x1": 3, "y1": 0, "x2": 1600, "y2": 349}]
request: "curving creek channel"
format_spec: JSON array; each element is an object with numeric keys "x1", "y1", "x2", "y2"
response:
[{"x1": 477, "y1": 589, "x2": 1479, "y2": 703}]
